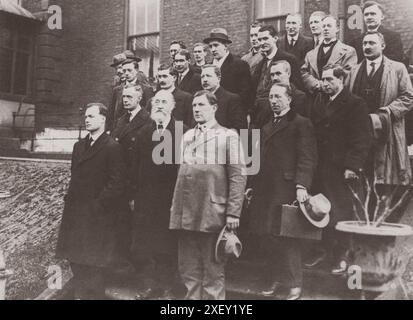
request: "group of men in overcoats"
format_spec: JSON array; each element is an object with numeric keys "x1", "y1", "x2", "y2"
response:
[{"x1": 56, "y1": 0, "x2": 413, "y2": 300}]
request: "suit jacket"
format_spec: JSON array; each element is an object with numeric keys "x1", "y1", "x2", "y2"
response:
[
  {"x1": 349, "y1": 26, "x2": 404, "y2": 63},
  {"x1": 170, "y1": 122, "x2": 247, "y2": 233},
  {"x1": 212, "y1": 86, "x2": 247, "y2": 131},
  {"x1": 301, "y1": 40, "x2": 358, "y2": 93},
  {"x1": 146, "y1": 87, "x2": 194, "y2": 128},
  {"x1": 277, "y1": 34, "x2": 313, "y2": 67},
  {"x1": 220, "y1": 53, "x2": 254, "y2": 114},
  {"x1": 56, "y1": 133, "x2": 126, "y2": 267},
  {"x1": 111, "y1": 108, "x2": 151, "y2": 198},
  {"x1": 248, "y1": 111, "x2": 317, "y2": 236},
  {"x1": 253, "y1": 48, "x2": 303, "y2": 101},
  {"x1": 176, "y1": 68, "x2": 202, "y2": 95},
  {"x1": 347, "y1": 57, "x2": 413, "y2": 185},
  {"x1": 241, "y1": 48, "x2": 264, "y2": 75},
  {"x1": 107, "y1": 81, "x2": 154, "y2": 132}
]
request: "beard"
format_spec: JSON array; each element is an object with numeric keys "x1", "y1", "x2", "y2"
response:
[{"x1": 151, "y1": 110, "x2": 168, "y2": 123}]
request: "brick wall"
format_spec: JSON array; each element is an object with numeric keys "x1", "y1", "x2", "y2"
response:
[{"x1": 161, "y1": 0, "x2": 251, "y2": 63}]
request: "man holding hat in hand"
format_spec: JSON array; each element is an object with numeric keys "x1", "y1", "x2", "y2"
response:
[{"x1": 204, "y1": 28, "x2": 253, "y2": 117}]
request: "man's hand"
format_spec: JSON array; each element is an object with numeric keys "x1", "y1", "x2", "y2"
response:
[
  {"x1": 129, "y1": 200, "x2": 135, "y2": 211},
  {"x1": 226, "y1": 216, "x2": 240, "y2": 231},
  {"x1": 344, "y1": 169, "x2": 359, "y2": 180},
  {"x1": 296, "y1": 188, "x2": 310, "y2": 203}
]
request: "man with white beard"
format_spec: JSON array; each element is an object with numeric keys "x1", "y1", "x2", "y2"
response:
[{"x1": 132, "y1": 90, "x2": 188, "y2": 300}]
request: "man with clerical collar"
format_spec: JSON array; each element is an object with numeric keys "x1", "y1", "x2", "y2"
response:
[
  {"x1": 349, "y1": 1, "x2": 403, "y2": 63},
  {"x1": 309, "y1": 11, "x2": 326, "y2": 49},
  {"x1": 152, "y1": 64, "x2": 193, "y2": 127},
  {"x1": 277, "y1": 14, "x2": 313, "y2": 66},
  {"x1": 242, "y1": 22, "x2": 264, "y2": 75},
  {"x1": 132, "y1": 90, "x2": 188, "y2": 300},
  {"x1": 301, "y1": 15, "x2": 357, "y2": 94},
  {"x1": 201, "y1": 64, "x2": 247, "y2": 131}
]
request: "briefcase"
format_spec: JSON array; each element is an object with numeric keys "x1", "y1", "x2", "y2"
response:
[{"x1": 279, "y1": 203, "x2": 322, "y2": 241}]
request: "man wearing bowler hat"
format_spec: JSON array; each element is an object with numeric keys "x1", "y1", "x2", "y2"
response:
[
  {"x1": 107, "y1": 51, "x2": 154, "y2": 132},
  {"x1": 204, "y1": 28, "x2": 253, "y2": 117}
]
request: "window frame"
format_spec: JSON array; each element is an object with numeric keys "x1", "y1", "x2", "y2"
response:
[{"x1": 0, "y1": 12, "x2": 36, "y2": 101}]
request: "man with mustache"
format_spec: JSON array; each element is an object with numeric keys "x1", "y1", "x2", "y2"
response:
[
  {"x1": 309, "y1": 11, "x2": 326, "y2": 49},
  {"x1": 252, "y1": 25, "x2": 302, "y2": 128},
  {"x1": 174, "y1": 49, "x2": 203, "y2": 95},
  {"x1": 242, "y1": 22, "x2": 264, "y2": 76},
  {"x1": 347, "y1": 32, "x2": 413, "y2": 194},
  {"x1": 132, "y1": 90, "x2": 188, "y2": 300},
  {"x1": 277, "y1": 14, "x2": 313, "y2": 67},
  {"x1": 301, "y1": 15, "x2": 357, "y2": 95},
  {"x1": 349, "y1": 1, "x2": 403, "y2": 63},
  {"x1": 152, "y1": 64, "x2": 194, "y2": 127},
  {"x1": 200, "y1": 64, "x2": 247, "y2": 131}
]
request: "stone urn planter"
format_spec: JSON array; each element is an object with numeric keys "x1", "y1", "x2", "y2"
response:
[{"x1": 336, "y1": 221, "x2": 413, "y2": 294}]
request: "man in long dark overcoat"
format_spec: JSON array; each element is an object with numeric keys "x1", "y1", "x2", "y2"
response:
[
  {"x1": 248, "y1": 83, "x2": 317, "y2": 300},
  {"x1": 311, "y1": 65, "x2": 371, "y2": 273},
  {"x1": 132, "y1": 90, "x2": 188, "y2": 299},
  {"x1": 56, "y1": 103, "x2": 126, "y2": 299}
]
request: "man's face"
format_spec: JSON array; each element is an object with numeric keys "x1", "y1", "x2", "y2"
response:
[
  {"x1": 174, "y1": 53, "x2": 190, "y2": 73},
  {"x1": 270, "y1": 64, "x2": 290, "y2": 85},
  {"x1": 269, "y1": 85, "x2": 291, "y2": 115},
  {"x1": 85, "y1": 106, "x2": 105, "y2": 133},
  {"x1": 250, "y1": 26, "x2": 261, "y2": 50},
  {"x1": 364, "y1": 5, "x2": 384, "y2": 30},
  {"x1": 170, "y1": 44, "x2": 181, "y2": 60},
  {"x1": 193, "y1": 95, "x2": 217, "y2": 124},
  {"x1": 322, "y1": 69, "x2": 342, "y2": 96},
  {"x1": 123, "y1": 62, "x2": 138, "y2": 82},
  {"x1": 201, "y1": 67, "x2": 220, "y2": 91},
  {"x1": 322, "y1": 17, "x2": 338, "y2": 41},
  {"x1": 209, "y1": 41, "x2": 228, "y2": 60},
  {"x1": 193, "y1": 45, "x2": 206, "y2": 63},
  {"x1": 151, "y1": 91, "x2": 174, "y2": 122},
  {"x1": 258, "y1": 30, "x2": 277, "y2": 55},
  {"x1": 285, "y1": 16, "x2": 301, "y2": 37},
  {"x1": 157, "y1": 69, "x2": 176, "y2": 90},
  {"x1": 363, "y1": 34, "x2": 385, "y2": 60},
  {"x1": 309, "y1": 15, "x2": 323, "y2": 36},
  {"x1": 122, "y1": 87, "x2": 142, "y2": 111}
]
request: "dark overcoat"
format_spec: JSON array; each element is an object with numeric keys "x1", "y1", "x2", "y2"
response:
[
  {"x1": 310, "y1": 89, "x2": 372, "y2": 225},
  {"x1": 277, "y1": 34, "x2": 313, "y2": 67},
  {"x1": 220, "y1": 53, "x2": 254, "y2": 114},
  {"x1": 56, "y1": 134, "x2": 126, "y2": 267},
  {"x1": 248, "y1": 111, "x2": 317, "y2": 236},
  {"x1": 176, "y1": 68, "x2": 203, "y2": 95},
  {"x1": 132, "y1": 120, "x2": 188, "y2": 256}
]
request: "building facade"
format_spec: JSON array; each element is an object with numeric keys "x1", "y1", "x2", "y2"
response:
[{"x1": 1, "y1": 0, "x2": 412, "y2": 153}]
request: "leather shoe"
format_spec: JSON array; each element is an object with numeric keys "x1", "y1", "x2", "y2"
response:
[
  {"x1": 286, "y1": 287, "x2": 302, "y2": 300},
  {"x1": 261, "y1": 282, "x2": 282, "y2": 297}
]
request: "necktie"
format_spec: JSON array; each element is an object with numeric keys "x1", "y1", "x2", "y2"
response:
[
  {"x1": 178, "y1": 74, "x2": 183, "y2": 86},
  {"x1": 127, "y1": 112, "x2": 132, "y2": 123},
  {"x1": 157, "y1": 123, "x2": 164, "y2": 132},
  {"x1": 290, "y1": 38, "x2": 295, "y2": 47},
  {"x1": 85, "y1": 136, "x2": 93, "y2": 150},
  {"x1": 274, "y1": 116, "x2": 283, "y2": 125},
  {"x1": 368, "y1": 62, "x2": 376, "y2": 80}
]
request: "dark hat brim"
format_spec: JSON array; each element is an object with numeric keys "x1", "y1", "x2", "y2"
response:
[{"x1": 203, "y1": 36, "x2": 232, "y2": 44}]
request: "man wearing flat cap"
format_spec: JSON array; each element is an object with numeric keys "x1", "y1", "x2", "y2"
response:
[
  {"x1": 107, "y1": 51, "x2": 154, "y2": 132},
  {"x1": 204, "y1": 28, "x2": 253, "y2": 118}
]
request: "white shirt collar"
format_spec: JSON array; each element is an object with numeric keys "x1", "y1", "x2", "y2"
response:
[
  {"x1": 367, "y1": 55, "x2": 383, "y2": 67},
  {"x1": 274, "y1": 108, "x2": 290, "y2": 119},
  {"x1": 128, "y1": 106, "x2": 141, "y2": 122},
  {"x1": 213, "y1": 51, "x2": 230, "y2": 68},
  {"x1": 314, "y1": 35, "x2": 323, "y2": 45},
  {"x1": 156, "y1": 116, "x2": 171, "y2": 133},
  {"x1": 288, "y1": 34, "x2": 299, "y2": 42},
  {"x1": 329, "y1": 88, "x2": 343, "y2": 102},
  {"x1": 197, "y1": 119, "x2": 218, "y2": 132},
  {"x1": 179, "y1": 68, "x2": 190, "y2": 79},
  {"x1": 89, "y1": 131, "x2": 104, "y2": 144},
  {"x1": 266, "y1": 47, "x2": 278, "y2": 61},
  {"x1": 323, "y1": 38, "x2": 337, "y2": 45}
]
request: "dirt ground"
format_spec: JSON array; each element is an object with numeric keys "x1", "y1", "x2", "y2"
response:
[{"x1": 0, "y1": 159, "x2": 71, "y2": 300}]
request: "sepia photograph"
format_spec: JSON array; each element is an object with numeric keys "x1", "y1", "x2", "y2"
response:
[{"x1": 1, "y1": 0, "x2": 413, "y2": 306}]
